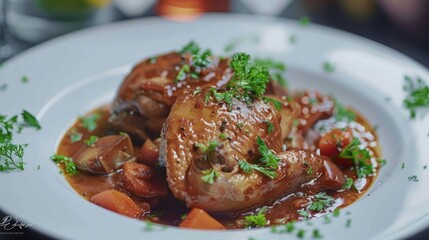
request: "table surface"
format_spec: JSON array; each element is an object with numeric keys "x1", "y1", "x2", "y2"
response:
[{"x1": 1, "y1": 1, "x2": 428, "y2": 239}]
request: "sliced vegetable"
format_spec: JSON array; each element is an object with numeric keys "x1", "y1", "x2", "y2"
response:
[
  {"x1": 118, "y1": 162, "x2": 167, "y2": 197},
  {"x1": 179, "y1": 208, "x2": 225, "y2": 230},
  {"x1": 90, "y1": 189, "x2": 142, "y2": 218},
  {"x1": 73, "y1": 134, "x2": 134, "y2": 174},
  {"x1": 138, "y1": 138, "x2": 159, "y2": 166}
]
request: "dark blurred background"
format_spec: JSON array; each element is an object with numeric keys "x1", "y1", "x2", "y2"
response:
[{"x1": 0, "y1": 0, "x2": 428, "y2": 239}]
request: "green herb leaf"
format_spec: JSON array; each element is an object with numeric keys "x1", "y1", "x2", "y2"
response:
[
  {"x1": 323, "y1": 62, "x2": 335, "y2": 73},
  {"x1": 21, "y1": 110, "x2": 41, "y2": 130},
  {"x1": 257, "y1": 136, "x2": 280, "y2": 170},
  {"x1": 262, "y1": 97, "x2": 282, "y2": 110},
  {"x1": 265, "y1": 121, "x2": 274, "y2": 133},
  {"x1": 201, "y1": 168, "x2": 220, "y2": 184},
  {"x1": 238, "y1": 160, "x2": 277, "y2": 179},
  {"x1": 334, "y1": 101, "x2": 356, "y2": 122},
  {"x1": 308, "y1": 192, "x2": 335, "y2": 212},
  {"x1": 69, "y1": 131, "x2": 82, "y2": 143},
  {"x1": 342, "y1": 177, "x2": 354, "y2": 190},
  {"x1": 21, "y1": 75, "x2": 29, "y2": 83},
  {"x1": 244, "y1": 207, "x2": 268, "y2": 228},
  {"x1": 80, "y1": 113, "x2": 100, "y2": 132},
  {"x1": 51, "y1": 154, "x2": 78, "y2": 175},
  {"x1": 84, "y1": 135, "x2": 99, "y2": 146},
  {"x1": 175, "y1": 64, "x2": 190, "y2": 83},
  {"x1": 408, "y1": 175, "x2": 419, "y2": 182},
  {"x1": 339, "y1": 138, "x2": 374, "y2": 178},
  {"x1": 299, "y1": 16, "x2": 311, "y2": 26},
  {"x1": 195, "y1": 141, "x2": 218, "y2": 152},
  {"x1": 403, "y1": 75, "x2": 429, "y2": 119}
]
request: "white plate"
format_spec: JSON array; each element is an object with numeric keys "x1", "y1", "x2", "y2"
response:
[{"x1": 1, "y1": 14, "x2": 428, "y2": 240}]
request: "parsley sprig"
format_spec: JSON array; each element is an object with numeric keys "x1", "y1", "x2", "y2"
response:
[
  {"x1": 80, "y1": 113, "x2": 100, "y2": 132},
  {"x1": 334, "y1": 100, "x2": 355, "y2": 122},
  {"x1": 239, "y1": 136, "x2": 281, "y2": 179},
  {"x1": 339, "y1": 138, "x2": 374, "y2": 178},
  {"x1": 176, "y1": 41, "x2": 212, "y2": 82},
  {"x1": 201, "y1": 168, "x2": 220, "y2": 184},
  {"x1": 298, "y1": 192, "x2": 335, "y2": 218},
  {"x1": 403, "y1": 75, "x2": 429, "y2": 119},
  {"x1": 51, "y1": 154, "x2": 78, "y2": 175},
  {"x1": 206, "y1": 53, "x2": 269, "y2": 109},
  {"x1": 244, "y1": 207, "x2": 268, "y2": 228},
  {"x1": 0, "y1": 111, "x2": 41, "y2": 172}
]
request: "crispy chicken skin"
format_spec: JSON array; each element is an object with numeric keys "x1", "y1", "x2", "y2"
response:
[
  {"x1": 160, "y1": 88, "x2": 345, "y2": 213},
  {"x1": 109, "y1": 52, "x2": 233, "y2": 140}
]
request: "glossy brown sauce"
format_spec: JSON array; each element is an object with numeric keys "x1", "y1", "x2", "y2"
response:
[{"x1": 56, "y1": 103, "x2": 380, "y2": 229}]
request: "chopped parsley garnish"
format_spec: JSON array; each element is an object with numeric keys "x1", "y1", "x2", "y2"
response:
[
  {"x1": 346, "y1": 219, "x2": 352, "y2": 228},
  {"x1": 0, "y1": 111, "x2": 41, "y2": 172},
  {"x1": 51, "y1": 154, "x2": 78, "y2": 175},
  {"x1": 181, "y1": 213, "x2": 187, "y2": 220},
  {"x1": 219, "y1": 133, "x2": 228, "y2": 140},
  {"x1": 21, "y1": 75, "x2": 29, "y2": 83},
  {"x1": 339, "y1": 138, "x2": 374, "y2": 178},
  {"x1": 205, "y1": 53, "x2": 270, "y2": 109},
  {"x1": 408, "y1": 175, "x2": 419, "y2": 182},
  {"x1": 424, "y1": 164, "x2": 427, "y2": 170},
  {"x1": 257, "y1": 136, "x2": 280, "y2": 169},
  {"x1": 299, "y1": 16, "x2": 311, "y2": 26},
  {"x1": 193, "y1": 87, "x2": 202, "y2": 96},
  {"x1": 306, "y1": 166, "x2": 313, "y2": 175},
  {"x1": 342, "y1": 177, "x2": 354, "y2": 190},
  {"x1": 21, "y1": 110, "x2": 41, "y2": 130},
  {"x1": 84, "y1": 135, "x2": 99, "y2": 146},
  {"x1": 403, "y1": 75, "x2": 429, "y2": 119},
  {"x1": 334, "y1": 101, "x2": 356, "y2": 122},
  {"x1": 265, "y1": 121, "x2": 274, "y2": 133},
  {"x1": 308, "y1": 192, "x2": 335, "y2": 212},
  {"x1": 239, "y1": 137, "x2": 280, "y2": 179},
  {"x1": 262, "y1": 97, "x2": 283, "y2": 110},
  {"x1": 239, "y1": 160, "x2": 277, "y2": 179},
  {"x1": 298, "y1": 209, "x2": 310, "y2": 218},
  {"x1": 180, "y1": 41, "x2": 200, "y2": 55},
  {"x1": 149, "y1": 56, "x2": 157, "y2": 64},
  {"x1": 177, "y1": 41, "x2": 212, "y2": 81},
  {"x1": 323, "y1": 62, "x2": 335, "y2": 73},
  {"x1": 244, "y1": 207, "x2": 268, "y2": 228},
  {"x1": 332, "y1": 208, "x2": 340, "y2": 217},
  {"x1": 80, "y1": 113, "x2": 100, "y2": 132},
  {"x1": 195, "y1": 141, "x2": 218, "y2": 152},
  {"x1": 174, "y1": 64, "x2": 190, "y2": 82},
  {"x1": 201, "y1": 168, "x2": 219, "y2": 184},
  {"x1": 297, "y1": 229, "x2": 306, "y2": 238},
  {"x1": 379, "y1": 159, "x2": 387, "y2": 167},
  {"x1": 69, "y1": 131, "x2": 82, "y2": 143},
  {"x1": 401, "y1": 162, "x2": 405, "y2": 169},
  {"x1": 313, "y1": 229, "x2": 323, "y2": 239}
]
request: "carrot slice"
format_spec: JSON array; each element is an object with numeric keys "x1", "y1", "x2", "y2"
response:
[
  {"x1": 179, "y1": 208, "x2": 225, "y2": 230},
  {"x1": 90, "y1": 189, "x2": 142, "y2": 218}
]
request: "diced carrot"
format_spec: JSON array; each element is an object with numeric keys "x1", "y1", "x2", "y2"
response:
[
  {"x1": 90, "y1": 189, "x2": 142, "y2": 218},
  {"x1": 138, "y1": 138, "x2": 159, "y2": 166},
  {"x1": 179, "y1": 208, "x2": 225, "y2": 230}
]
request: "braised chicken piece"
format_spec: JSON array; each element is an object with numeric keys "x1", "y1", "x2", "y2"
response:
[
  {"x1": 110, "y1": 51, "x2": 233, "y2": 140},
  {"x1": 160, "y1": 88, "x2": 345, "y2": 213}
]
